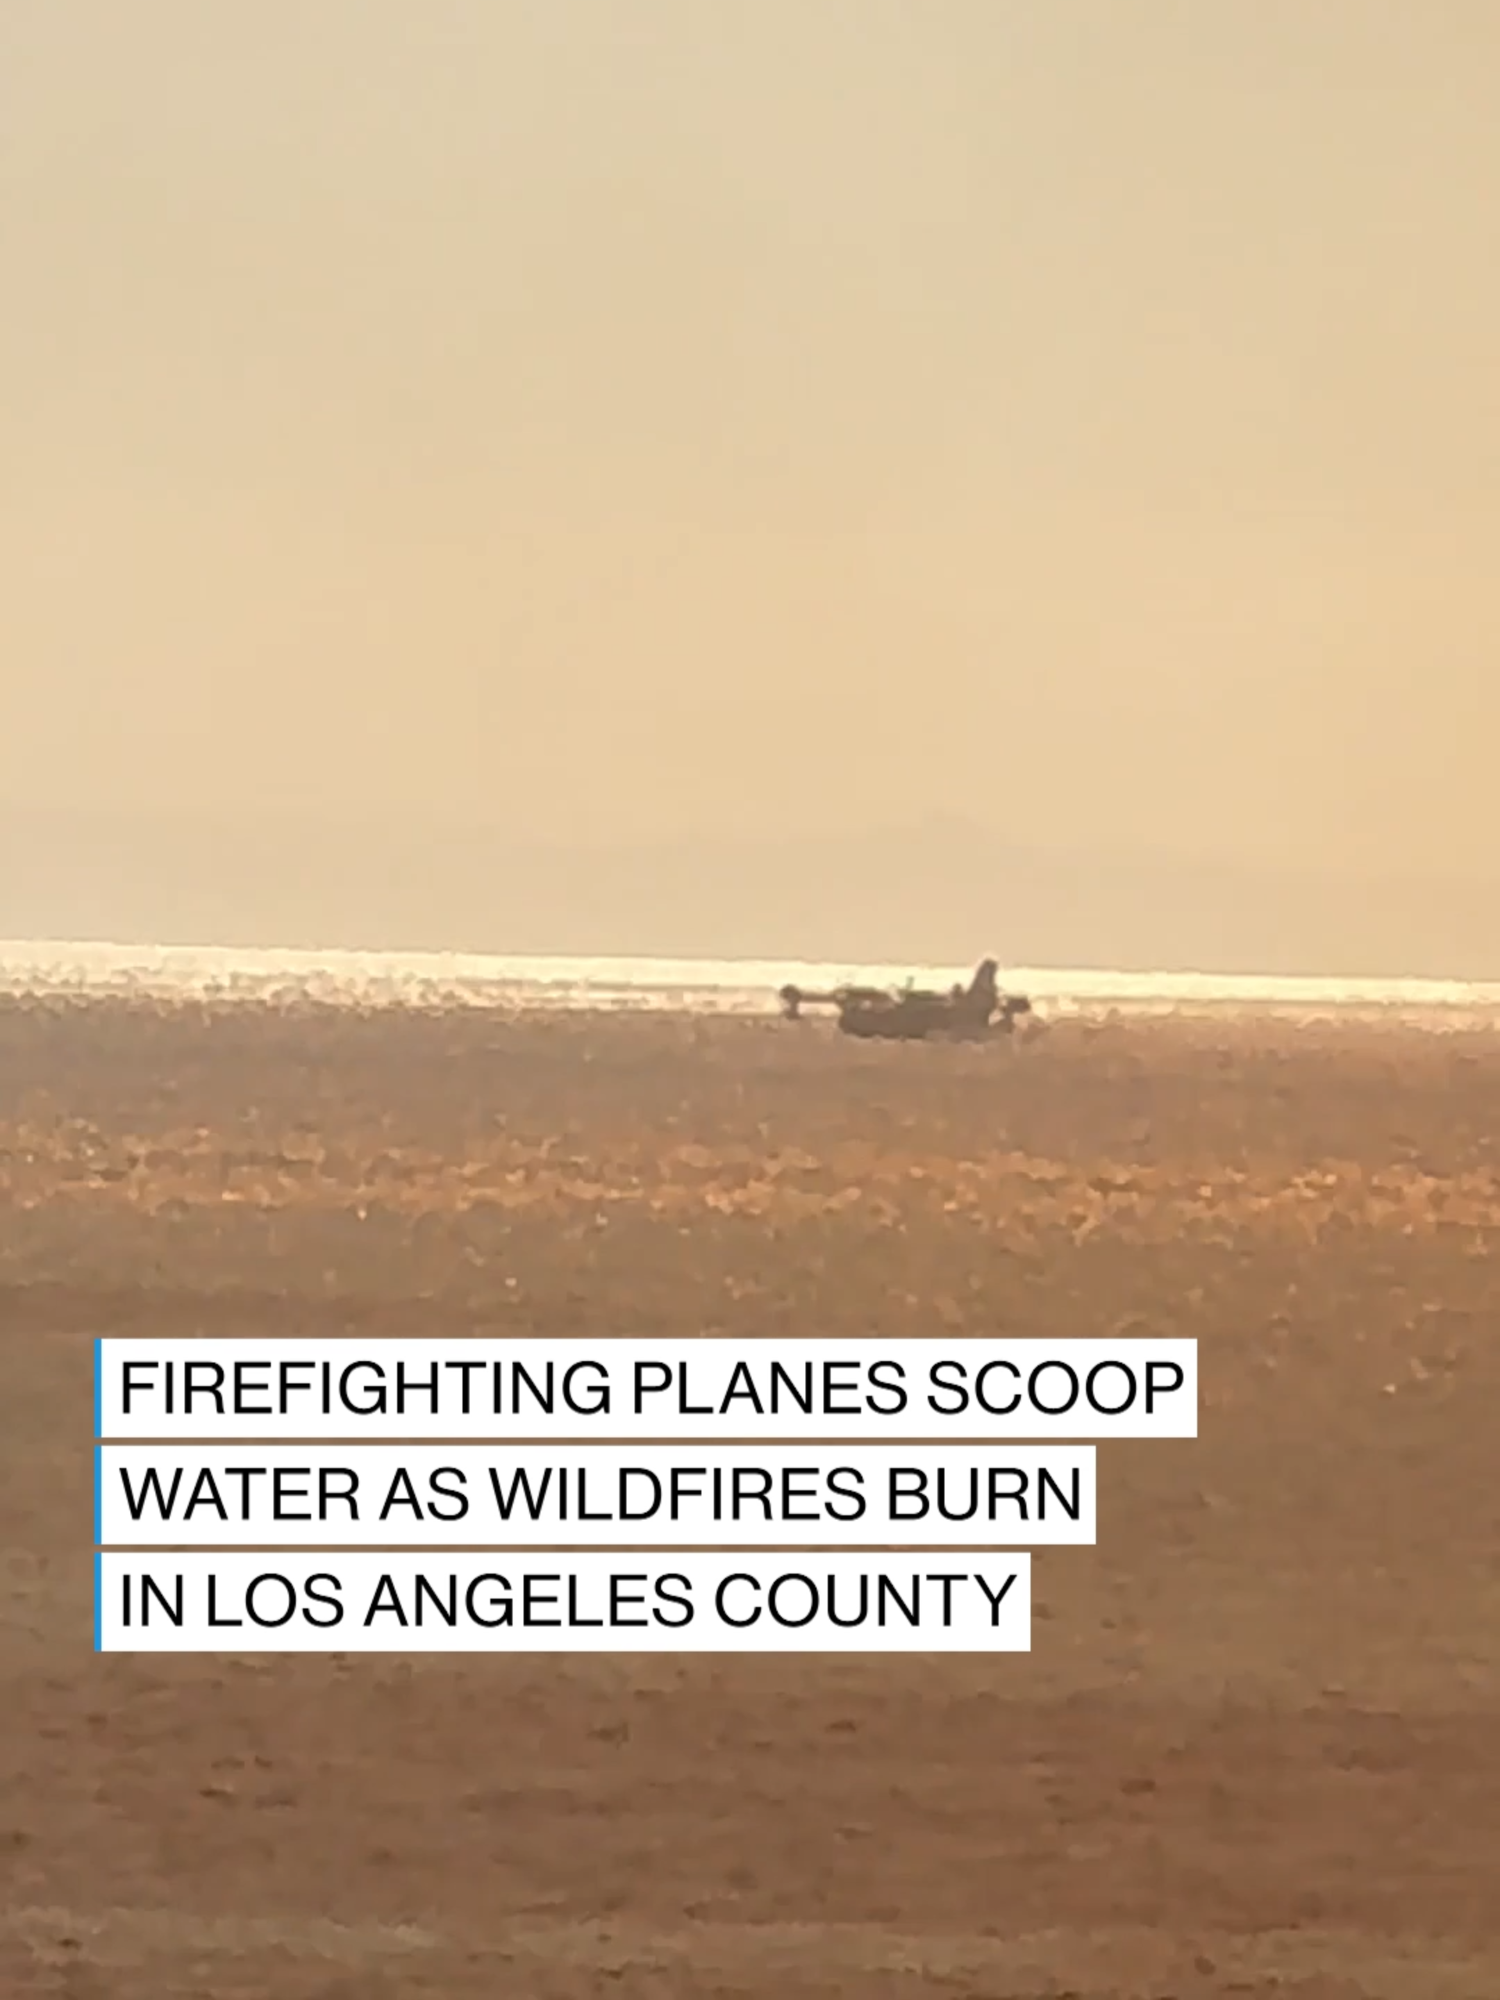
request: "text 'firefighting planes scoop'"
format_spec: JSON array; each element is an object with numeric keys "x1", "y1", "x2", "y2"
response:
[{"x1": 777, "y1": 958, "x2": 1033, "y2": 1041}]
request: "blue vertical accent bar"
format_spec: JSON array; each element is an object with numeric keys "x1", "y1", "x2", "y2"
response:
[
  {"x1": 94, "y1": 1446, "x2": 102, "y2": 1546},
  {"x1": 93, "y1": 1552, "x2": 102, "y2": 1652},
  {"x1": 93, "y1": 1337, "x2": 102, "y2": 1438}
]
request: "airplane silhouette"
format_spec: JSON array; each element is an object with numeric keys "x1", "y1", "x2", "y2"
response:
[{"x1": 777, "y1": 959, "x2": 1032, "y2": 1041}]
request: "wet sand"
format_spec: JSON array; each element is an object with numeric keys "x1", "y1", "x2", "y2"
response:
[{"x1": 2, "y1": 997, "x2": 1498, "y2": 1997}]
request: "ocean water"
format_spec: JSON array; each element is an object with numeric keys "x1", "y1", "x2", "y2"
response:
[{"x1": 1, "y1": 937, "x2": 1498, "y2": 1022}]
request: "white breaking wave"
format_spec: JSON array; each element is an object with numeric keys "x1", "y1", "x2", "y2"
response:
[{"x1": 0, "y1": 937, "x2": 1498, "y2": 1020}]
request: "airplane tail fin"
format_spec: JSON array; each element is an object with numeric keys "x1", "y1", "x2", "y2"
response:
[{"x1": 967, "y1": 958, "x2": 1000, "y2": 1005}]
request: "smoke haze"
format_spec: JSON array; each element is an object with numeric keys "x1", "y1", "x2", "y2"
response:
[{"x1": 4, "y1": 3, "x2": 1496, "y2": 970}]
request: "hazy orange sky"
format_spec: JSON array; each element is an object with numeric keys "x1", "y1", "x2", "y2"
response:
[{"x1": 4, "y1": 1, "x2": 1497, "y2": 882}]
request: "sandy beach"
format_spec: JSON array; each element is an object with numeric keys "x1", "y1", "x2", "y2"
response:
[{"x1": 3, "y1": 995, "x2": 1499, "y2": 1997}]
